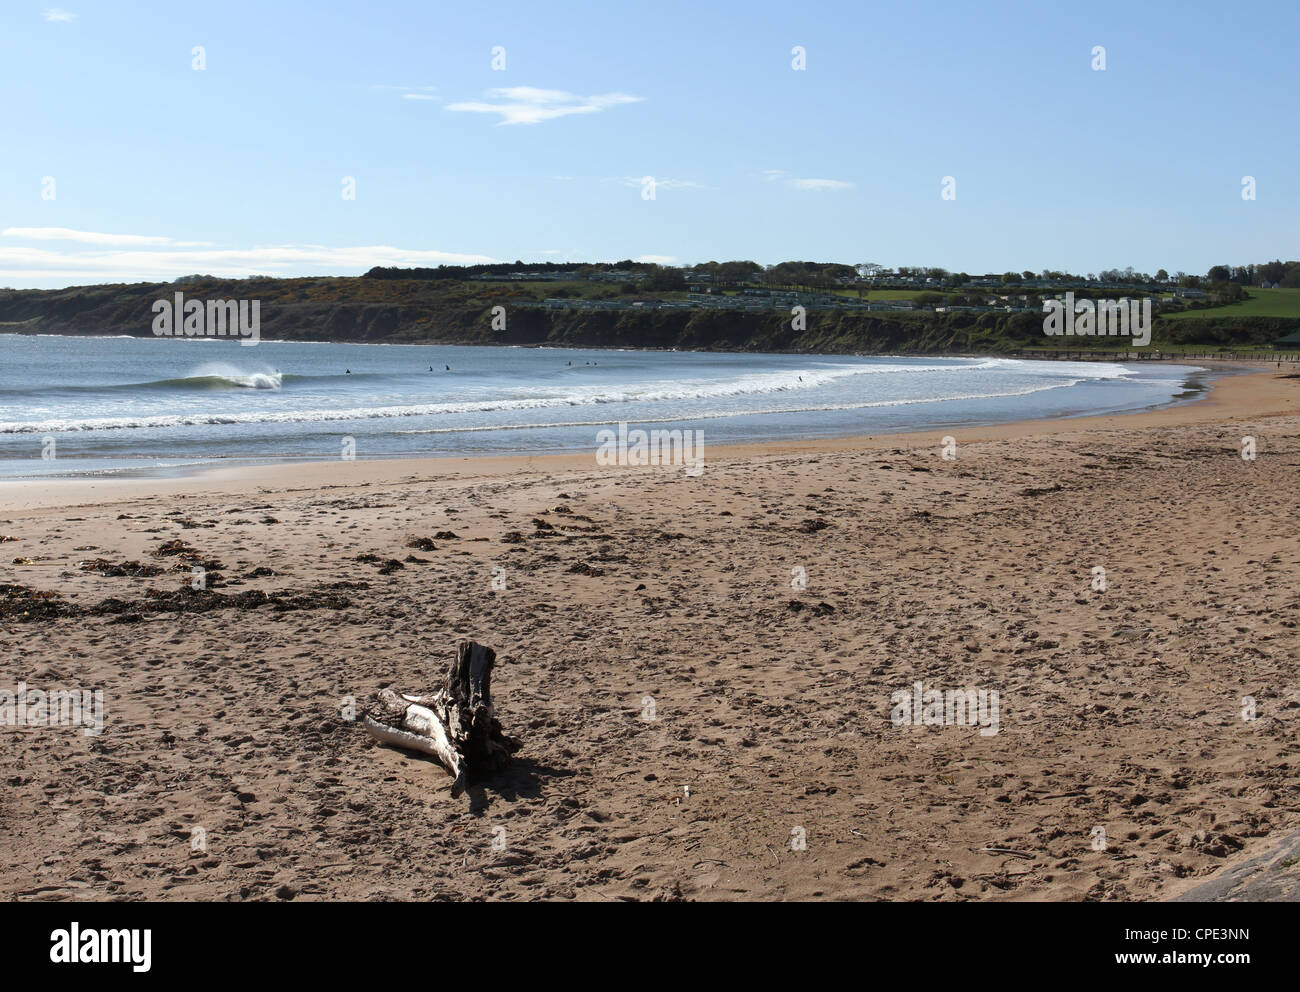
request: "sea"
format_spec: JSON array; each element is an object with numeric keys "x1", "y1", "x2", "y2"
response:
[{"x1": 0, "y1": 334, "x2": 1213, "y2": 479}]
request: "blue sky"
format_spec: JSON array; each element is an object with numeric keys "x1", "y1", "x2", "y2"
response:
[{"x1": 2, "y1": 0, "x2": 1296, "y2": 287}]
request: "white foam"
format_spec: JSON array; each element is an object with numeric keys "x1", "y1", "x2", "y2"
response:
[
  {"x1": 0, "y1": 356, "x2": 1155, "y2": 435},
  {"x1": 0, "y1": 377, "x2": 1083, "y2": 434}
]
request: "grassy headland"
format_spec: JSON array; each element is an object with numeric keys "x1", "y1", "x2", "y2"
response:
[{"x1": 2, "y1": 273, "x2": 1297, "y2": 356}]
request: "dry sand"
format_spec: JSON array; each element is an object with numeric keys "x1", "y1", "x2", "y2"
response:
[{"x1": 2, "y1": 365, "x2": 1299, "y2": 901}]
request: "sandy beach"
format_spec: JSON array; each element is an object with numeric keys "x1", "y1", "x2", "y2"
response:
[{"x1": 3, "y1": 364, "x2": 1299, "y2": 902}]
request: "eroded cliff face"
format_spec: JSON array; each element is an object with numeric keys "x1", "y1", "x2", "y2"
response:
[
  {"x1": 0, "y1": 299, "x2": 999, "y2": 352},
  {"x1": 0, "y1": 282, "x2": 1016, "y2": 353}
]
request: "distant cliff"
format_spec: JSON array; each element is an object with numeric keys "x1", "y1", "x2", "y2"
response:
[{"x1": 0, "y1": 278, "x2": 1287, "y2": 353}]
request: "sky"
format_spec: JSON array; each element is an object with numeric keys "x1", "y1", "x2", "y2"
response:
[{"x1": 1, "y1": 0, "x2": 1297, "y2": 288}]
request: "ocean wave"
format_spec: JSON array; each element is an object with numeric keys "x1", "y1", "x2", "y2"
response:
[
  {"x1": 0, "y1": 355, "x2": 1154, "y2": 436},
  {"x1": 0, "y1": 355, "x2": 1126, "y2": 408},
  {"x1": 123, "y1": 371, "x2": 285, "y2": 391},
  {"x1": 0, "y1": 377, "x2": 1084, "y2": 434},
  {"x1": 0, "y1": 363, "x2": 939, "y2": 426},
  {"x1": 391, "y1": 381, "x2": 1090, "y2": 433},
  {"x1": 124, "y1": 363, "x2": 285, "y2": 391}
]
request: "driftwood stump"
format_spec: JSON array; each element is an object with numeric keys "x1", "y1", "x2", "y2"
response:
[{"x1": 361, "y1": 640, "x2": 521, "y2": 797}]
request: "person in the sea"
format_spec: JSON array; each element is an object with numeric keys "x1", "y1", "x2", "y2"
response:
[
  {"x1": 446, "y1": 365, "x2": 450, "y2": 371},
  {"x1": 345, "y1": 369, "x2": 351, "y2": 374}
]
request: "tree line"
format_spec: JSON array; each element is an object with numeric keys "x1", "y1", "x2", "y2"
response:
[{"x1": 363, "y1": 258, "x2": 1300, "y2": 291}]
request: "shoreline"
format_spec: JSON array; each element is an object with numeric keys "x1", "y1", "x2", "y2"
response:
[{"x1": 2, "y1": 362, "x2": 1295, "y2": 513}]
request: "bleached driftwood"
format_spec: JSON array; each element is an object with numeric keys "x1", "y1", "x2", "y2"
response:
[{"x1": 361, "y1": 640, "x2": 520, "y2": 797}]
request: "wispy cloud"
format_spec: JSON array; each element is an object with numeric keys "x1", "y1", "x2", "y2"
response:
[
  {"x1": 43, "y1": 8, "x2": 77, "y2": 22},
  {"x1": 616, "y1": 176, "x2": 703, "y2": 191},
  {"x1": 373, "y1": 85, "x2": 439, "y2": 101},
  {"x1": 0, "y1": 230, "x2": 496, "y2": 285},
  {"x1": 634, "y1": 254, "x2": 679, "y2": 265},
  {"x1": 447, "y1": 87, "x2": 643, "y2": 125},
  {"x1": 3, "y1": 227, "x2": 208, "y2": 247},
  {"x1": 763, "y1": 170, "x2": 855, "y2": 192},
  {"x1": 790, "y1": 178, "x2": 855, "y2": 192}
]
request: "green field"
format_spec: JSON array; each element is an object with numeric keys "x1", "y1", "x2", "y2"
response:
[
  {"x1": 824, "y1": 288, "x2": 952, "y2": 301},
  {"x1": 1162, "y1": 287, "x2": 1300, "y2": 320},
  {"x1": 862, "y1": 288, "x2": 947, "y2": 301}
]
